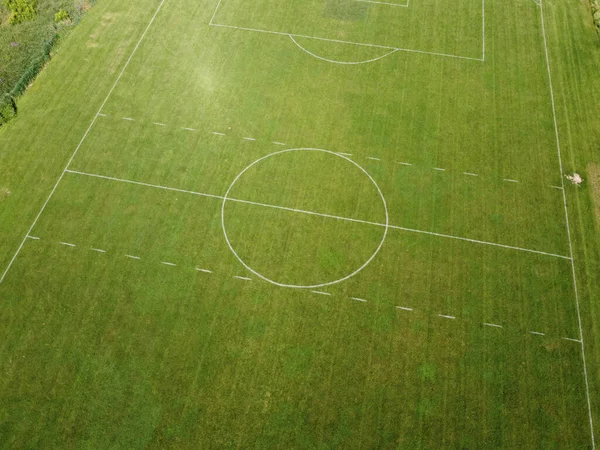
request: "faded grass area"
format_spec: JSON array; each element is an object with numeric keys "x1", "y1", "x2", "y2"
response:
[
  {"x1": 587, "y1": 163, "x2": 600, "y2": 228},
  {"x1": 0, "y1": 187, "x2": 11, "y2": 200}
]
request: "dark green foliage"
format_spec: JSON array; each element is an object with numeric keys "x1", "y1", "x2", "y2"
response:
[
  {"x1": 0, "y1": 1, "x2": 96, "y2": 125},
  {"x1": 591, "y1": 0, "x2": 600, "y2": 34},
  {"x1": 54, "y1": 8, "x2": 68, "y2": 23},
  {"x1": 4, "y1": 0, "x2": 37, "y2": 25},
  {"x1": 0, "y1": 92, "x2": 16, "y2": 125},
  {"x1": 9, "y1": 33, "x2": 53, "y2": 97}
]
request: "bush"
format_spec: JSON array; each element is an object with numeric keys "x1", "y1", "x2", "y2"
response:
[
  {"x1": 0, "y1": 93, "x2": 17, "y2": 126},
  {"x1": 4, "y1": 0, "x2": 37, "y2": 25},
  {"x1": 54, "y1": 9, "x2": 70, "y2": 24}
]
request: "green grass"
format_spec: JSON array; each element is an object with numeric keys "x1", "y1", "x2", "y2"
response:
[{"x1": 1, "y1": 0, "x2": 600, "y2": 447}]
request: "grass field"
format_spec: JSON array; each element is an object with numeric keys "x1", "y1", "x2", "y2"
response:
[{"x1": 1, "y1": 0, "x2": 600, "y2": 447}]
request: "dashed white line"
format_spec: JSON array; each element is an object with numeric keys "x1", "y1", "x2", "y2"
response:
[
  {"x1": 125, "y1": 255, "x2": 141, "y2": 260},
  {"x1": 396, "y1": 161, "x2": 412, "y2": 166},
  {"x1": 504, "y1": 179, "x2": 519, "y2": 183},
  {"x1": 242, "y1": 137, "x2": 256, "y2": 141},
  {"x1": 59, "y1": 242, "x2": 76, "y2": 248},
  {"x1": 91, "y1": 248, "x2": 106, "y2": 253},
  {"x1": 366, "y1": 157, "x2": 381, "y2": 161},
  {"x1": 195, "y1": 267, "x2": 212, "y2": 273},
  {"x1": 337, "y1": 152, "x2": 353, "y2": 156},
  {"x1": 211, "y1": 131, "x2": 225, "y2": 136},
  {"x1": 161, "y1": 261, "x2": 176, "y2": 267},
  {"x1": 463, "y1": 172, "x2": 479, "y2": 177},
  {"x1": 350, "y1": 297, "x2": 367, "y2": 302},
  {"x1": 396, "y1": 306, "x2": 413, "y2": 311},
  {"x1": 433, "y1": 168, "x2": 446, "y2": 172},
  {"x1": 438, "y1": 314, "x2": 456, "y2": 319},
  {"x1": 122, "y1": 117, "x2": 135, "y2": 121},
  {"x1": 550, "y1": 185, "x2": 564, "y2": 190},
  {"x1": 310, "y1": 290, "x2": 332, "y2": 296},
  {"x1": 234, "y1": 275, "x2": 252, "y2": 281},
  {"x1": 483, "y1": 322, "x2": 503, "y2": 328},
  {"x1": 98, "y1": 113, "x2": 108, "y2": 117},
  {"x1": 153, "y1": 122, "x2": 167, "y2": 126},
  {"x1": 27, "y1": 236, "x2": 40, "y2": 240},
  {"x1": 272, "y1": 142, "x2": 287, "y2": 146},
  {"x1": 563, "y1": 337, "x2": 582, "y2": 343},
  {"x1": 182, "y1": 127, "x2": 196, "y2": 131},
  {"x1": 529, "y1": 331, "x2": 545, "y2": 336}
]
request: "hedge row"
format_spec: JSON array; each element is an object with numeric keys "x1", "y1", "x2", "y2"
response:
[{"x1": 0, "y1": 33, "x2": 56, "y2": 126}]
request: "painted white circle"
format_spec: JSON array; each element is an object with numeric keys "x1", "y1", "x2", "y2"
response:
[{"x1": 221, "y1": 148, "x2": 389, "y2": 289}]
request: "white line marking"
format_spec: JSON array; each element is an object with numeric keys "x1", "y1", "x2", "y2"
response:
[
  {"x1": 463, "y1": 172, "x2": 479, "y2": 177},
  {"x1": 182, "y1": 127, "x2": 196, "y2": 131},
  {"x1": 98, "y1": 113, "x2": 107, "y2": 117},
  {"x1": 91, "y1": 248, "x2": 106, "y2": 253},
  {"x1": 59, "y1": 242, "x2": 76, "y2": 248},
  {"x1": 504, "y1": 179, "x2": 519, "y2": 183},
  {"x1": 540, "y1": 2, "x2": 595, "y2": 445},
  {"x1": 125, "y1": 255, "x2": 141, "y2": 260},
  {"x1": 351, "y1": 297, "x2": 367, "y2": 302},
  {"x1": 161, "y1": 261, "x2": 176, "y2": 267},
  {"x1": 195, "y1": 267, "x2": 212, "y2": 273},
  {"x1": 481, "y1": 0, "x2": 486, "y2": 61},
  {"x1": 433, "y1": 168, "x2": 446, "y2": 172},
  {"x1": 366, "y1": 157, "x2": 381, "y2": 161},
  {"x1": 272, "y1": 142, "x2": 286, "y2": 146},
  {"x1": 355, "y1": 0, "x2": 408, "y2": 6},
  {"x1": 563, "y1": 337, "x2": 582, "y2": 343},
  {"x1": 337, "y1": 152, "x2": 353, "y2": 156},
  {"x1": 209, "y1": 0, "x2": 224, "y2": 25},
  {"x1": 64, "y1": 170, "x2": 573, "y2": 261},
  {"x1": 438, "y1": 314, "x2": 456, "y2": 319},
  {"x1": 153, "y1": 122, "x2": 167, "y2": 126},
  {"x1": 122, "y1": 117, "x2": 135, "y2": 121},
  {"x1": 396, "y1": 306, "x2": 413, "y2": 311},
  {"x1": 234, "y1": 275, "x2": 252, "y2": 281},
  {"x1": 242, "y1": 137, "x2": 256, "y2": 141},
  {"x1": 289, "y1": 35, "x2": 399, "y2": 65},
  {"x1": 310, "y1": 290, "x2": 332, "y2": 296},
  {"x1": 483, "y1": 322, "x2": 503, "y2": 328},
  {"x1": 210, "y1": 24, "x2": 484, "y2": 62},
  {"x1": 26, "y1": 236, "x2": 40, "y2": 240},
  {"x1": 396, "y1": 161, "x2": 412, "y2": 166},
  {"x1": 550, "y1": 185, "x2": 564, "y2": 190},
  {"x1": 212, "y1": 131, "x2": 225, "y2": 136},
  {"x1": 529, "y1": 331, "x2": 545, "y2": 336},
  {"x1": 221, "y1": 149, "x2": 389, "y2": 290},
  {"x1": 0, "y1": 0, "x2": 167, "y2": 285}
]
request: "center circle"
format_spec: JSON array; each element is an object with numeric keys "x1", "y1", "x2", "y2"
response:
[{"x1": 221, "y1": 148, "x2": 389, "y2": 289}]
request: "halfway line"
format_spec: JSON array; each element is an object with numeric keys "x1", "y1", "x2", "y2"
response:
[{"x1": 63, "y1": 170, "x2": 572, "y2": 261}]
